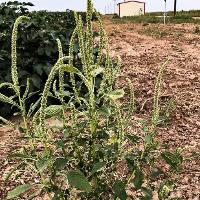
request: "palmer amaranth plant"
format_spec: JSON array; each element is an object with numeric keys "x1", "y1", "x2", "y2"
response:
[{"x1": 1, "y1": 0, "x2": 184, "y2": 199}]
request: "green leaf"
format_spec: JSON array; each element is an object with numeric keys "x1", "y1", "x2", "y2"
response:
[
  {"x1": 0, "y1": 116, "x2": 14, "y2": 127},
  {"x1": 126, "y1": 134, "x2": 140, "y2": 143},
  {"x1": 67, "y1": 170, "x2": 92, "y2": 192},
  {"x1": 43, "y1": 65, "x2": 51, "y2": 75},
  {"x1": 107, "y1": 89, "x2": 125, "y2": 100},
  {"x1": 91, "y1": 67, "x2": 104, "y2": 77},
  {"x1": 62, "y1": 91, "x2": 71, "y2": 97},
  {"x1": 55, "y1": 140, "x2": 65, "y2": 148},
  {"x1": 63, "y1": 65, "x2": 81, "y2": 75},
  {"x1": 36, "y1": 158, "x2": 49, "y2": 173},
  {"x1": 27, "y1": 97, "x2": 41, "y2": 117},
  {"x1": 7, "y1": 184, "x2": 32, "y2": 199},
  {"x1": 54, "y1": 90, "x2": 70, "y2": 98},
  {"x1": 9, "y1": 153, "x2": 30, "y2": 160},
  {"x1": 31, "y1": 74, "x2": 42, "y2": 89},
  {"x1": 133, "y1": 168, "x2": 144, "y2": 190},
  {"x1": 53, "y1": 157, "x2": 68, "y2": 170},
  {"x1": 45, "y1": 105, "x2": 63, "y2": 118},
  {"x1": 125, "y1": 156, "x2": 136, "y2": 171},
  {"x1": 33, "y1": 64, "x2": 43, "y2": 76},
  {"x1": 144, "y1": 134, "x2": 153, "y2": 144},
  {"x1": 113, "y1": 180, "x2": 127, "y2": 200},
  {"x1": 77, "y1": 137, "x2": 87, "y2": 146},
  {"x1": 4, "y1": 163, "x2": 25, "y2": 182},
  {"x1": 150, "y1": 168, "x2": 164, "y2": 180},
  {"x1": 98, "y1": 105, "x2": 111, "y2": 118},
  {"x1": 96, "y1": 130, "x2": 109, "y2": 140},
  {"x1": 141, "y1": 187, "x2": 153, "y2": 200},
  {"x1": 0, "y1": 93, "x2": 19, "y2": 108},
  {"x1": 18, "y1": 70, "x2": 29, "y2": 79},
  {"x1": 45, "y1": 47, "x2": 51, "y2": 57},
  {"x1": 91, "y1": 162, "x2": 105, "y2": 174},
  {"x1": 161, "y1": 151, "x2": 183, "y2": 171}
]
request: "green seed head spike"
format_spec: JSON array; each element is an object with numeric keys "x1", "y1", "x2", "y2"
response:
[
  {"x1": 151, "y1": 59, "x2": 169, "y2": 134},
  {"x1": 11, "y1": 16, "x2": 30, "y2": 92},
  {"x1": 57, "y1": 38, "x2": 65, "y2": 100}
]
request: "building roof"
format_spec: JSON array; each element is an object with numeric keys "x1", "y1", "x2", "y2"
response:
[{"x1": 117, "y1": 0, "x2": 145, "y2": 5}]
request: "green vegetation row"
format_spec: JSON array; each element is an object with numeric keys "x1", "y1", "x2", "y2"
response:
[
  {"x1": 148, "y1": 9, "x2": 200, "y2": 17},
  {"x1": 0, "y1": 1, "x2": 97, "y2": 117},
  {"x1": 112, "y1": 13, "x2": 200, "y2": 24}
]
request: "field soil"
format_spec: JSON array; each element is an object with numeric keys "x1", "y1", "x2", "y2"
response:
[
  {"x1": 0, "y1": 18, "x2": 200, "y2": 199},
  {"x1": 104, "y1": 17, "x2": 200, "y2": 199}
]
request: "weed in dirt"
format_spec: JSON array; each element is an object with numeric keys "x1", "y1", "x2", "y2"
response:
[
  {"x1": 158, "y1": 98, "x2": 176, "y2": 126},
  {"x1": 109, "y1": 29, "x2": 121, "y2": 37},
  {"x1": 194, "y1": 25, "x2": 200, "y2": 34},
  {"x1": 139, "y1": 27, "x2": 168, "y2": 38},
  {"x1": 174, "y1": 32, "x2": 184, "y2": 39},
  {"x1": 1, "y1": 0, "x2": 185, "y2": 199}
]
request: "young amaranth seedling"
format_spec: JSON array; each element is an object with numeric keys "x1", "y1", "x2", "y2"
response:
[{"x1": 2, "y1": 1, "x2": 184, "y2": 199}]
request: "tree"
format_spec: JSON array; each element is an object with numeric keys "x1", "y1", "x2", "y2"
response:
[{"x1": 174, "y1": 0, "x2": 177, "y2": 16}]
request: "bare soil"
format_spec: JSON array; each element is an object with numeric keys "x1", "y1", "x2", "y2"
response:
[{"x1": 0, "y1": 18, "x2": 199, "y2": 199}]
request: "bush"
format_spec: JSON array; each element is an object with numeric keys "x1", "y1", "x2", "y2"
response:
[
  {"x1": 0, "y1": 1, "x2": 76, "y2": 117},
  {"x1": 112, "y1": 13, "x2": 120, "y2": 19},
  {"x1": 1, "y1": 0, "x2": 183, "y2": 199}
]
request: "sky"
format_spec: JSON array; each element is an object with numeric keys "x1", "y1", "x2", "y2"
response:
[{"x1": 1, "y1": 0, "x2": 200, "y2": 13}]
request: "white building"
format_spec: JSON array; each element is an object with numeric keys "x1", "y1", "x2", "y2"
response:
[{"x1": 117, "y1": 0, "x2": 146, "y2": 17}]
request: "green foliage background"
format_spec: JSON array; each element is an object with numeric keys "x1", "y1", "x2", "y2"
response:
[{"x1": 0, "y1": 1, "x2": 88, "y2": 117}]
